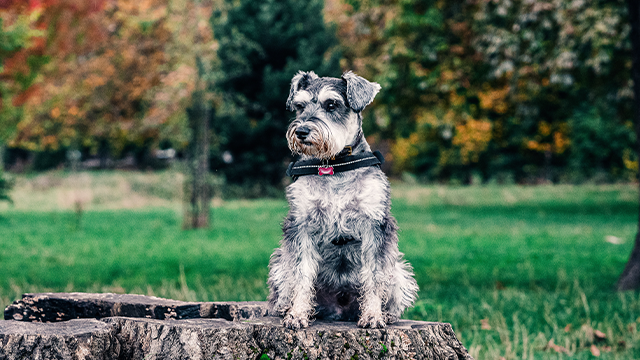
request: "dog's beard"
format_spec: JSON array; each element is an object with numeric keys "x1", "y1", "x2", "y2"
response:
[{"x1": 287, "y1": 120, "x2": 340, "y2": 160}]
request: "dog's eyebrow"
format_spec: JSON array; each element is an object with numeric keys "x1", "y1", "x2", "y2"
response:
[
  {"x1": 318, "y1": 88, "x2": 344, "y2": 104},
  {"x1": 293, "y1": 90, "x2": 312, "y2": 104}
]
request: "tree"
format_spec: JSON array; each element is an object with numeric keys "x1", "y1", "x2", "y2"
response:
[
  {"x1": 0, "y1": 2, "x2": 46, "y2": 199},
  {"x1": 617, "y1": 0, "x2": 640, "y2": 291},
  {"x1": 210, "y1": 0, "x2": 341, "y2": 193},
  {"x1": 330, "y1": 0, "x2": 633, "y2": 183},
  {"x1": 0, "y1": 3, "x2": 47, "y2": 142},
  {"x1": 183, "y1": 64, "x2": 212, "y2": 229},
  {"x1": 471, "y1": 0, "x2": 632, "y2": 183},
  {"x1": 9, "y1": 0, "x2": 173, "y2": 158},
  {"x1": 170, "y1": 0, "x2": 218, "y2": 229},
  {"x1": 5, "y1": 0, "x2": 215, "y2": 167}
]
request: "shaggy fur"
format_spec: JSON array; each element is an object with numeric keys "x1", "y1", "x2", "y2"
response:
[{"x1": 268, "y1": 71, "x2": 419, "y2": 330}]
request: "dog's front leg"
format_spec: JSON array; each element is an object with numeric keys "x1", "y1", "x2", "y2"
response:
[
  {"x1": 282, "y1": 225, "x2": 320, "y2": 330},
  {"x1": 357, "y1": 221, "x2": 393, "y2": 328}
]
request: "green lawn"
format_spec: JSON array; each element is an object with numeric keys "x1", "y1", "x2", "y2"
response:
[{"x1": 0, "y1": 172, "x2": 639, "y2": 359}]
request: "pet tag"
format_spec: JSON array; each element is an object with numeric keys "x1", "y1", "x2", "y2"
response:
[{"x1": 318, "y1": 166, "x2": 334, "y2": 175}]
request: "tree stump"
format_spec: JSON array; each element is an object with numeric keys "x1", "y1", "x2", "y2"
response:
[
  {"x1": 0, "y1": 319, "x2": 119, "y2": 360},
  {"x1": 2, "y1": 293, "x2": 473, "y2": 360}
]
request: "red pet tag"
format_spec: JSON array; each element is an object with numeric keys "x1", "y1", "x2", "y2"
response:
[{"x1": 318, "y1": 166, "x2": 334, "y2": 175}]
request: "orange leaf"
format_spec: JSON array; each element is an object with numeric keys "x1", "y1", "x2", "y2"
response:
[
  {"x1": 590, "y1": 345, "x2": 600, "y2": 357},
  {"x1": 50, "y1": 107, "x2": 61, "y2": 119}
]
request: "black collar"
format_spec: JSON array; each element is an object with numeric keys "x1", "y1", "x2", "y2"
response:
[{"x1": 286, "y1": 150, "x2": 385, "y2": 178}]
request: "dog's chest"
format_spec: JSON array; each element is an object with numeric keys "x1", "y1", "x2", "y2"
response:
[{"x1": 287, "y1": 169, "x2": 388, "y2": 231}]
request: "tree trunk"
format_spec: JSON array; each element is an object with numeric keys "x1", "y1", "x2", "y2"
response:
[
  {"x1": 181, "y1": 0, "x2": 213, "y2": 230},
  {"x1": 183, "y1": 84, "x2": 211, "y2": 229},
  {"x1": 617, "y1": 0, "x2": 640, "y2": 290}
]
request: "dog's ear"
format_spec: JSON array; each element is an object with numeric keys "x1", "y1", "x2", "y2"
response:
[
  {"x1": 286, "y1": 71, "x2": 319, "y2": 111},
  {"x1": 341, "y1": 71, "x2": 381, "y2": 113}
]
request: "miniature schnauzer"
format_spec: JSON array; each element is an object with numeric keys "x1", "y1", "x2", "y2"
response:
[{"x1": 268, "y1": 70, "x2": 419, "y2": 330}]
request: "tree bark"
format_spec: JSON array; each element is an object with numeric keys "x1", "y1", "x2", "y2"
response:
[
  {"x1": 0, "y1": 319, "x2": 119, "y2": 360},
  {"x1": 618, "y1": 0, "x2": 640, "y2": 290}
]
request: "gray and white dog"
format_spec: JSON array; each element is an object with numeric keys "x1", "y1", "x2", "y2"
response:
[{"x1": 268, "y1": 70, "x2": 418, "y2": 330}]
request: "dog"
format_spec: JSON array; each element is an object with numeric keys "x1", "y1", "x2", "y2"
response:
[{"x1": 267, "y1": 70, "x2": 418, "y2": 330}]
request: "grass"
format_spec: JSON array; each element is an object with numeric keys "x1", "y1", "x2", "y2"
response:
[{"x1": 1, "y1": 171, "x2": 640, "y2": 359}]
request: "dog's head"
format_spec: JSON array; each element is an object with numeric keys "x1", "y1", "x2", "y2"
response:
[{"x1": 285, "y1": 71, "x2": 381, "y2": 160}]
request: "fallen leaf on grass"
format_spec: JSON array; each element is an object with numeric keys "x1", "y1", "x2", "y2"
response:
[
  {"x1": 545, "y1": 339, "x2": 570, "y2": 354},
  {"x1": 594, "y1": 329, "x2": 606, "y2": 339},
  {"x1": 564, "y1": 324, "x2": 571, "y2": 332},
  {"x1": 590, "y1": 345, "x2": 600, "y2": 357},
  {"x1": 481, "y1": 318, "x2": 491, "y2": 330},
  {"x1": 605, "y1": 235, "x2": 625, "y2": 244}
]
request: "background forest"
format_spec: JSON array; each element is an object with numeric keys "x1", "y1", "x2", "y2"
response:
[{"x1": 0, "y1": 0, "x2": 635, "y2": 193}]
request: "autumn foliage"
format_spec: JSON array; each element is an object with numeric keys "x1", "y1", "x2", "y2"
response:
[
  {"x1": 329, "y1": 0, "x2": 635, "y2": 183},
  {"x1": 2, "y1": 0, "x2": 215, "y2": 163}
]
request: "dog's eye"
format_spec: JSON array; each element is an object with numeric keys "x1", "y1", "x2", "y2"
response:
[
  {"x1": 295, "y1": 103, "x2": 305, "y2": 111},
  {"x1": 326, "y1": 100, "x2": 336, "y2": 112}
]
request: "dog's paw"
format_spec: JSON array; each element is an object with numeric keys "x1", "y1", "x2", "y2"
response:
[
  {"x1": 357, "y1": 313, "x2": 386, "y2": 329},
  {"x1": 283, "y1": 313, "x2": 309, "y2": 330}
]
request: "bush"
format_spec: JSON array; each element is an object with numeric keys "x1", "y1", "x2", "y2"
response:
[{"x1": 567, "y1": 105, "x2": 636, "y2": 182}]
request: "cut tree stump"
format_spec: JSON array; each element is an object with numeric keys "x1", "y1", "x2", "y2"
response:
[
  {"x1": 2, "y1": 293, "x2": 473, "y2": 360},
  {"x1": 0, "y1": 319, "x2": 119, "y2": 360}
]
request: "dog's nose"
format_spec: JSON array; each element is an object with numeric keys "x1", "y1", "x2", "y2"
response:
[{"x1": 295, "y1": 126, "x2": 310, "y2": 140}]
